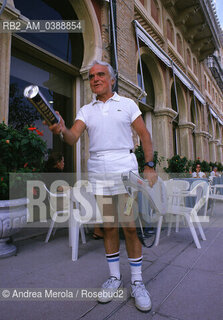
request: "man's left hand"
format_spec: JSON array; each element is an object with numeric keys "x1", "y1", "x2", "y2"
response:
[{"x1": 143, "y1": 167, "x2": 158, "y2": 187}]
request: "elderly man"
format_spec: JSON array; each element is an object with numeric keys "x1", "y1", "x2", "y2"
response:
[
  {"x1": 49, "y1": 60, "x2": 157, "y2": 312},
  {"x1": 210, "y1": 166, "x2": 220, "y2": 177}
]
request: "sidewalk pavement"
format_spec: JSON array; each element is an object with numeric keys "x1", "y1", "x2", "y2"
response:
[{"x1": 1, "y1": 202, "x2": 223, "y2": 320}]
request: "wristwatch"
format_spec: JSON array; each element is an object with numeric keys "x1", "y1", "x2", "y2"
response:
[{"x1": 144, "y1": 161, "x2": 155, "y2": 168}]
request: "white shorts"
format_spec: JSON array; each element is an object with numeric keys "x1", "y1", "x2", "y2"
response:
[{"x1": 87, "y1": 149, "x2": 138, "y2": 195}]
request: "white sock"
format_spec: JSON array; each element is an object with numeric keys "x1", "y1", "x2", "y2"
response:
[
  {"x1": 106, "y1": 251, "x2": 120, "y2": 279},
  {"x1": 128, "y1": 256, "x2": 143, "y2": 283}
]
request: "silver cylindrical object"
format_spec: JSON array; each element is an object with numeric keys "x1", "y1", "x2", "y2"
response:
[{"x1": 24, "y1": 85, "x2": 60, "y2": 126}]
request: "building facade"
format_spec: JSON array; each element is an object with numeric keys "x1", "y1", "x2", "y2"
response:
[{"x1": 0, "y1": 0, "x2": 223, "y2": 173}]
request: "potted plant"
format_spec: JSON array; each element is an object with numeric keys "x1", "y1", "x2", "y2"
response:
[
  {"x1": 0, "y1": 122, "x2": 47, "y2": 258},
  {"x1": 134, "y1": 145, "x2": 163, "y2": 173},
  {"x1": 164, "y1": 154, "x2": 192, "y2": 178}
]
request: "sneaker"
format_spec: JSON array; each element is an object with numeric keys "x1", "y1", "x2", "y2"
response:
[
  {"x1": 98, "y1": 276, "x2": 123, "y2": 303},
  {"x1": 131, "y1": 281, "x2": 152, "y2": 312}
]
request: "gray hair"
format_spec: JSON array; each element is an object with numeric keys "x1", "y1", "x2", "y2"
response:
[{"x1": 88, "y1": 60, "x2": 116, "y2": 88}]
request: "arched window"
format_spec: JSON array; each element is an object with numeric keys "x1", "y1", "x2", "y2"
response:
[
  {"x1": 137, "y1": 60, "x2": 155, "y2": 108},
  {"x1": 137, "y1": 59, "x2": 155, "y2": 137},
  {"x1": 167, "y1": 19, "x2": 174, "y2": 44},
  {"x1": 193, "y1": 58, "x2": 197, "y2": 75},
  {"x1": 216, "y1": 123, "x2": 220, "y2": 140},
  {"x1": 151, "y1": 0, "x2": 160, "y2": 25},
  {"x1": 208, "y1": 113, "x2": 213, "y2": 138},
  {"x1": 190, "y1": 102, "x2": 195, "y2": 124},
  {"x1": 176, "y1": 33, "x2": 182, "y2": 56},
  {"x1": 190, "y1": 100, "x2": 197, "y2": 159},
  {"x1": 204, "y1": 75, "x2": 207, "y2": 90},
  {"x1": 208, "y1": 81, "x2": 211, "y2": 94},
  {"x1": 13, "y1": 0, "x2": 83, "y2": 67},
  {"x1": 186, "y1": 49, "x2": 191, "y2": 68},
  {"x1": 171, "y1": 85, "x2": 179, "y2": 155}
]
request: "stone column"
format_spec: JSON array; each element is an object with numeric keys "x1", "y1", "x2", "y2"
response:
[
  {"x1": 153, "y1": 108, "x2": 178, "y2": 162},
  {"x1": 194, "y1": 131, "x2": 203, "y2": 159},
  {"x1": 202, "y1": 131, "x2": 211, "y2": 162},
  {"x1": 0, "y1": 1, "x2": 23, "y2": 123},
  {"x1": 194, "y1": 131, "x2": 211, "y2": 160},
  {"x1": 178, "y1": 122, "x2": 195, "y2": 159},
  {"x1": 209, "y1": 139, "x2": 218, "y2": 163},
  {"x1": 216, "y1": 143, "x2": 223, "y2": 163}
]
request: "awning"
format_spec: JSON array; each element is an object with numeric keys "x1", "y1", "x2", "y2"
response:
[
  {"x1": 209, "y1": 105, "x2": 223, "y2": 125},
  {"x1": 219, "y1": 118, "x2": 223, "y2": 126},
  {"x1": 134, "y1": 20, "x2": 172, "y2": 68},
  {"x1": 209, "y1": 106, "x2": 218, "y2": 119},
  {"x1": 134, "y1": 20, "x2": 206, "y2": 106},
  {"x1": 172, "y1": 63, "x2": 193, "y2": 91},
  {"x1": 193, "y1": 87, "x2": 206, "y2": 106}
]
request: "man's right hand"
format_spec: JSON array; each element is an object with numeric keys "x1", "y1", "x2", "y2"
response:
[
  {"x1": 46, "y1": 111, "x2": 66, "y2": 136},
  {"x1": 44, "y1": 116, "x2": 86, "y2": 146}
]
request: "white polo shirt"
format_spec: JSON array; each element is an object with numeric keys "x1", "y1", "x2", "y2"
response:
[
  {"x1": 192, "y1": 171, "x2": 206, "y2": 178},
  {"x1": 76, "y1": 92, "x2": 141, "y2": 152}
]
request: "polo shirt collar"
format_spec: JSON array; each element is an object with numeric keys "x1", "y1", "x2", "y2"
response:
[{"x1": 92, "y1": 92, "x2": 120, "y2": 105}]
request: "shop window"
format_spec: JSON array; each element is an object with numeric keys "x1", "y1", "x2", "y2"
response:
[
  {"x1": 9, "y1": 0, "x2": 84, "y2": 171},
  {"x1": 151, "y1": 0, "x2": 160, "y2": 25},
  {"x1": 9, "y1": 50, "x2": 74, "y2": 169}
]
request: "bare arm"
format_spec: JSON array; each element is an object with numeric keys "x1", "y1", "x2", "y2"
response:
[
  {"x1": 132, "y1": 115, "x2": 158, "y2": 186},
  {"x1": 48, "y1": 112, "x2": 86, "y2": 146}
]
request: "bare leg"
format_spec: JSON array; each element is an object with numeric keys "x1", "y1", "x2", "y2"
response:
[
  {"x1": 117, "y1": 194, "x2": 142, "y2": 258},
  {"x1": 96, "y1": 195, "x2": 119, "y2": 254}
]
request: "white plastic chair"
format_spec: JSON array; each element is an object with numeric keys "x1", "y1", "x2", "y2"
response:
[
  {"x1": 69, "y1": 182, "x2": 104, "y2": 261},
  {"x1": 190, "y1": 180, "x2": 209, "y2": 217},
  {"x1": 44, "y1": 184, "x2": 86, "y2": 244},
  {"x1": 209, "y1": 184, "x2": 223, "y2": 215},
  {"x1": 164, "y1": 180, "x2": 190, "y2": 233},
  {"x1": 162, "y1": 181, "x2": 208, "y2": 249},
  {"x1": 121, "y1": 171, "x2": 167, "y2": 248},
  {"x1": 44, "y1": 184, "x2": 70, "y2": 243}
]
